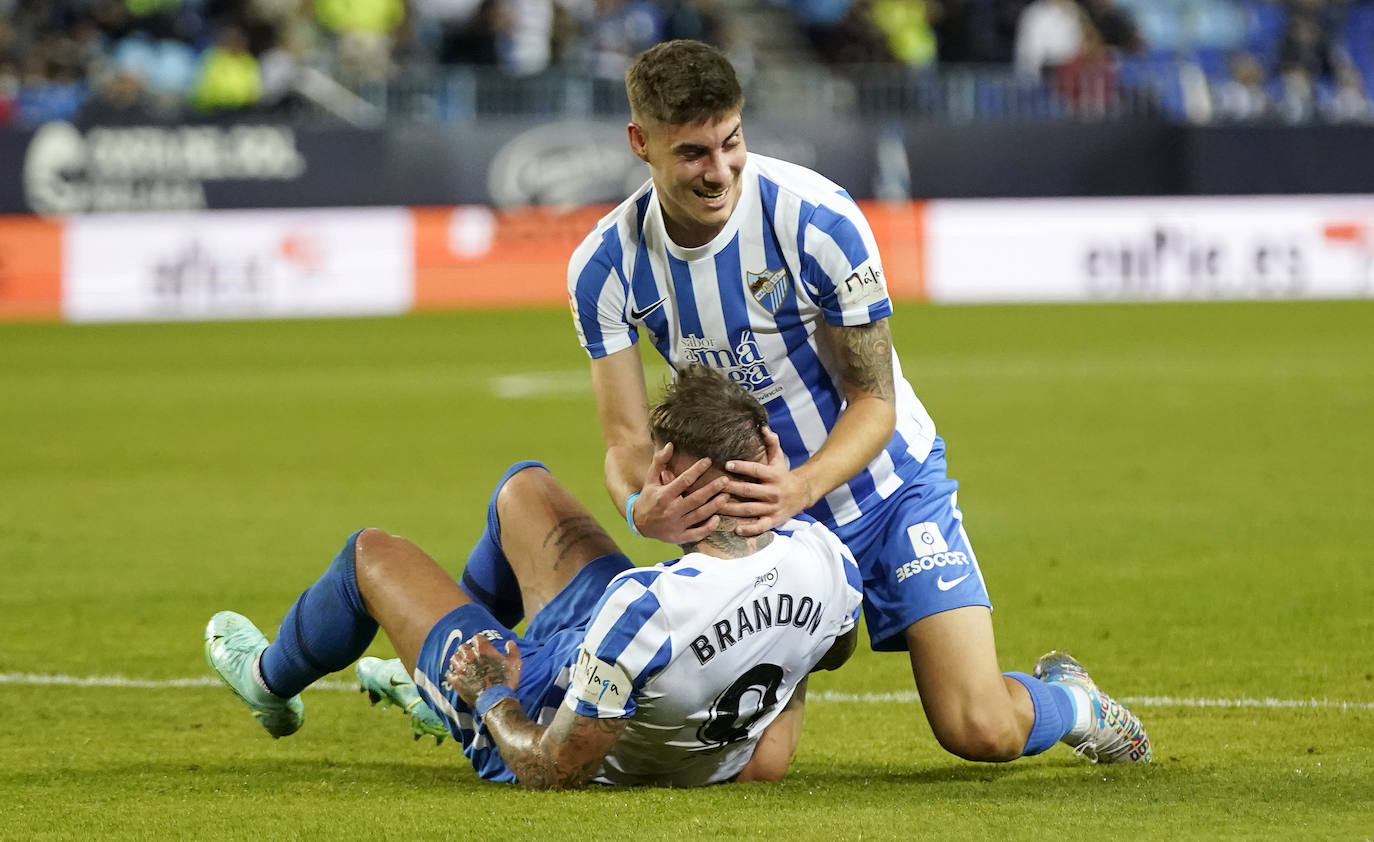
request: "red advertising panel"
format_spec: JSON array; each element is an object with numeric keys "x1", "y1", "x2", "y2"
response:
[
  {"x1": 0, "y1": 215, "x2": 62, "y2": 320},
  {"x1": 860, "y1": 200, "x2": 926, "y2": 302},
  {"x1": 412, "y1": 205, "x2": 612, "y2": 311},
  {"x1": 412, "y1": 201, "x2": 930, "y2": 312}
]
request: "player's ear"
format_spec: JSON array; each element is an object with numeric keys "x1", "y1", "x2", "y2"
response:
[{"x1": 627, "y1": 122, "x2": 650, "y2": 162}]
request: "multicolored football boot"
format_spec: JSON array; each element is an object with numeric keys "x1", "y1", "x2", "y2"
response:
[
  {"x1": 1033, "y1": 650, "x2": 1152, "y2": 763},
  {"x1": 356, "y1": 656, "x2": 449, "y2": 745}
]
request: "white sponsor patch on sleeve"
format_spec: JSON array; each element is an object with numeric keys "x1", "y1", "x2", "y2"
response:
[
  {"x1": 835, "y1": 260, "x2": 888, "y2": 309},
  {"x1": 569, "y1": 646, "x2": 634, "y2": 716}
]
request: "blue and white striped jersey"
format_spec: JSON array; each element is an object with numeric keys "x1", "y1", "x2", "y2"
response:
[
  {"x1": 569, "y1": 153, "x2": 937, "y2": 527},
  {"x1": 565, "y1": 518, "x2": 863, "y2": 787}
]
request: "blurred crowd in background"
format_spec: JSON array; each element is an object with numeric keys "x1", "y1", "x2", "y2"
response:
[{"x1": 2, "y1": 0, "x2": 1373, "y2": 125}]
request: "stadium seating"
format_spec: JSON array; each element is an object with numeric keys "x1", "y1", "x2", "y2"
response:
[{"x1": 2, "y1": 0, "x2": 1373, "y2": 127}]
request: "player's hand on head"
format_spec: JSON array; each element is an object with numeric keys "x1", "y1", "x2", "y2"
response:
[
  {"x1": 720, "y1": 428, "x2": 811, "y2": 537},
  {"x1": 633, "y1": 441, "x2": 730, "y2": 544},
  {"x1": 445, "y1": 634, "x2": 523, "y2": 706}
]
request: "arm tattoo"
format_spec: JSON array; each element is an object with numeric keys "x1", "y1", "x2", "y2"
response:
[
  {"x1": 484, "y1": 703, "x2": 625, "y2": 791},
  {"x1": 838, "y1": 320, "x2": 895, "y2": 402}
]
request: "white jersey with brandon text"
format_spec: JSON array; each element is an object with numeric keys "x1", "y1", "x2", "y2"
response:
[
  {"x1": 565, "y1": 518, "x2": 863, "y2": 787},
  {"x1": 568, "y1": 153, "x2": 937, "y2": 528}
]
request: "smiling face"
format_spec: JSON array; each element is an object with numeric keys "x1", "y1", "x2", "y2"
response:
[{"x1": 628, "y1": 110, "x2": 746, "y2": 249}]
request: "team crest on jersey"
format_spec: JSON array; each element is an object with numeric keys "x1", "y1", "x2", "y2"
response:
[{"x1": 747, "y1": 267, "x2": 790, "y2": 314}]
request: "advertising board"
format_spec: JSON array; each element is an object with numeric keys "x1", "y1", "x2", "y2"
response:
[
  {"x1": 62, "y1": 207, "x2": 413, "y2": 322},
  {"x1": 0, "y1": 215, "x2": 62, "y2": 320},
  {"x1": 924, "y1": 196, "x2": 1374, "y2": 302},
  {"x1": 3, "y1": 195, "x2": 1371, "y2": 324}
]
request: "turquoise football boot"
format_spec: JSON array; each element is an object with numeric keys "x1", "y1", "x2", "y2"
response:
[
  {"x1": 356, "y1": 656, "x2": 449, "y2": 745},
  {"x1": 204, "y1": 611, "x2": 304, "y2": 738}
]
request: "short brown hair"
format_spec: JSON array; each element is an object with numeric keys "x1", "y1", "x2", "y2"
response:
[
  {"x1": 625, "y1": 40, "x2": 744, "y2": 126},
  {"x1": 650, "y1": 365, "x2": 767, "y2": 468}
]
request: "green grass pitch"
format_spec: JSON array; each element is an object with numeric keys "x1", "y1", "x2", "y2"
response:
[{"x1": 1, "y1": 300, "x2": 1370, "y2": 840}]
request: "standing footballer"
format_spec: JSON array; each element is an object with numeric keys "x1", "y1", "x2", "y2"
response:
[{"x1": 568, "y1": 39, "x2": 1150, "y2": 765}]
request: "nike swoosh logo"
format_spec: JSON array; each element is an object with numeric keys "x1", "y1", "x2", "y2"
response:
[
  {"x1": 629, "y1": 297, "x2": 668, "y2": 320},
  {"x1": 936, "y1": 573, "x2": 971, "y2": 591}
]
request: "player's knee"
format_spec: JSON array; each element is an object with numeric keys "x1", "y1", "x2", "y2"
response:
[
  {"x1": 353, "y1": 527, "x2": 403, "y2": 577},
  {"x1": 354, "y1": 526, "x2": 390, "y2": 553},
  {"x1": 495, "y1": 462, "x2": 552, "y2": 506},
  {"x1": 493, "y1": 463, "x2": 554, "y2": 533},
  {"x1": 930, "y1": 708, "x2": 1023, "y2": 762}
]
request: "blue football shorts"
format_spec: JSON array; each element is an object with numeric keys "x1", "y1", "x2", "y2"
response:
[
  {"x1": 411, "y1": 552, "x2": 634, "y2": 782},
  {"x1": 831, "y1": 437, "x2": 992, "y2": 652}
]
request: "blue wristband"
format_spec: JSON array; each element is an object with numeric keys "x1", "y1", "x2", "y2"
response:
[
  {"x1": 474, "y1": 685, "x2": 517, "y2": 718},
  {"x1": 624, "y1": 491, "x2": 642, "y2": 536}
]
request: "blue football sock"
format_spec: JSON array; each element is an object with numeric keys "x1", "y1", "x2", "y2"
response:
[
  {"x1": 259, "y1": 529, "x2": 378, "y2": 698},
  {"x1": 1006, "y1": 671, "x2": 1078, "y2": 756},
  {"x1": 457, "y1": 460, "x2": 545, "y2": 629}
]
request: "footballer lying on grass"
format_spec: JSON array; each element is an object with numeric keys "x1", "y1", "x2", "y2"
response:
[{"x1": 205, "y1": 365, "x2": 861, "y2": 789}]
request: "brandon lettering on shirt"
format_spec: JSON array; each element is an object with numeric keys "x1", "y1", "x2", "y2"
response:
[{"x1": 690, "y1": 592, "x2": 825, "y2": 665}]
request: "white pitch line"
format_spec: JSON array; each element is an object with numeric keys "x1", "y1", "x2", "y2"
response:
[
  {"x1": 812, "y1": 690, "x2": 921, "y2": 704},
  {"x1": 1, "y1": 673, "x2": 1372, "y2": 711},
  {"x1": 0, "y1": 673, "x2": 355, "y2": 692},
  {"x1": 811, "y1": 690, "x2": 1374, "y2": 711},
  {"x1": 489, "y1": 371, "x2": 590, "y2": 399},
  {"x1": 1121, "y1": 695, "x2": 1374, "y2": 712}
]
